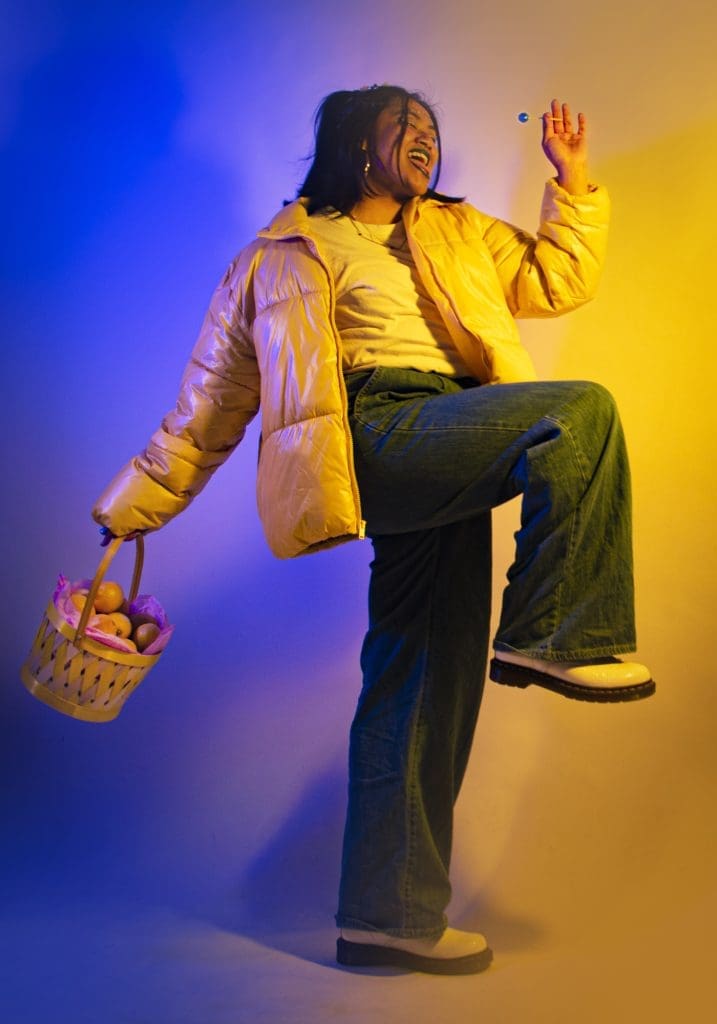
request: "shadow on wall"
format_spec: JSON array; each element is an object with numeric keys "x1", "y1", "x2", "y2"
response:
[
  {"x1": 223, "y1": 764, "x2": 347, "y2": 937},
  {"x1": 2, "y1": 535, "x2": 366, "y2": 913}
]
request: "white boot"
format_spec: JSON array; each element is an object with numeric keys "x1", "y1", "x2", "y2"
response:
[
  {"x1": 491, "y1": 651, "x2": 655, "y2": 702},
  {"x1": 337, "y1": 926, "x2": 492, "y2": 974}
]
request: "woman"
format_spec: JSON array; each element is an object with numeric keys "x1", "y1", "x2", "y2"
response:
[{"x1": 94, "y1": 85, "x2": 654, "y2": 975}]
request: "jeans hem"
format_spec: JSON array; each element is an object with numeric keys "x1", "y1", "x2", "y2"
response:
[
  {"x1": 335, "y1": 913, "x2": 446, "y2": 940},
  {"x1": 493, "y1": 640, "x2": 637, "y2": 661}
]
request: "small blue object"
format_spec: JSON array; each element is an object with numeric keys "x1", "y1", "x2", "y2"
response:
[
  {"x1": 517, "y1": 112, "x2": 530, "y2": 123},
  {"x1": 99, "y1": 526, "x2": 110, "y2": 535}
]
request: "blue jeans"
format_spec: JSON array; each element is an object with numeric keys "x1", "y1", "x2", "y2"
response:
[{"x1": 336, "y1": 367, "x2": 636, "y2": 937}]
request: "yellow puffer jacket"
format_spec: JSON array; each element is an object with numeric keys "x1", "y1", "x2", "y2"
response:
[{"x1": 92, "y1": 180, "x2": 609, "y2": 558}]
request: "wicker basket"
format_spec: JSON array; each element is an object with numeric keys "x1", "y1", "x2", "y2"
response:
[{"x1": 20, "y1": 536, "x2": 165, "y2": 723}]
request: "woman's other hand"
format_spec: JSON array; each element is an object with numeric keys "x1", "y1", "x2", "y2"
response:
[{"x1": 541, "y1": 99, "x2": 589, "y2": 195}]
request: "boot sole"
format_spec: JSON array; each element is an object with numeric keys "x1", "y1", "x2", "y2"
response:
[
  {"x1": 489, "y1": 657, "x2": 656, "y2": 703},
  {"x1": 336, "y1": 937, "x2": 493, "y2": 975}
]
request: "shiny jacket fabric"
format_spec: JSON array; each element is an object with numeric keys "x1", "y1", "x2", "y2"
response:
[{"x1": 93, "y1": 180, "x2": 609, "y2": 558}]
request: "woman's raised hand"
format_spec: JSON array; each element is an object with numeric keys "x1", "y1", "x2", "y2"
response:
[{"x1": 541, "y1": 99, "x2": 589, "y2": 195}]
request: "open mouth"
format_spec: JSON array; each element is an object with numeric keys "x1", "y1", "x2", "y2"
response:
[{"x1": 407, "y1": 147, "x2": 432, "y2": 179}]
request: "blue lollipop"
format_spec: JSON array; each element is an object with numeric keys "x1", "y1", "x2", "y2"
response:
[{"x1": 517, "y1": 112, "x2": 563, "y2": 124}]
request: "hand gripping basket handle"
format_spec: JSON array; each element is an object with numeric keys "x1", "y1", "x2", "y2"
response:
[{"x1": 74, "y1": 535, "x2": 145, "y2": 645}]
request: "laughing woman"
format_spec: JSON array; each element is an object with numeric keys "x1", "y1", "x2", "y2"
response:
[{"x1": 93, "y1": 85, "x2": 654, "y2": 975}]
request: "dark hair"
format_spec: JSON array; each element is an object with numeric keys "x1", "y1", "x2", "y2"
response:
[{"x1": 296, "y1": 85, "x2": 462, "y2": 215}]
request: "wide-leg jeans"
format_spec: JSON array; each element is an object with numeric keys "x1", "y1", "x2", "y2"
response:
[{"x1": 336, "y1": 367, "x2": 636, "y2": 937}]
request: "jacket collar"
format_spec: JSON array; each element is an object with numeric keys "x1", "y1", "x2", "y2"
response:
[
  {"x1": 258, "y1": 199, "x2": 315, "y2": 240},
  {"x1": 258, "y1": 195, "x2": 444, "y2": 242}
]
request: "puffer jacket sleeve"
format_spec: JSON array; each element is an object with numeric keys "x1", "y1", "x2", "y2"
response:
[
  {"x1": 479, "y1": 178, "x2": 610, "y2": 317},
  {"x1": 92, "y1": 259, "x2": 260, "y2": 536}
]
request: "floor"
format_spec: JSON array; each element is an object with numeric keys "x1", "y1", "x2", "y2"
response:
[{"x1": 2, "y1": 892, "x2": 713, "y2": 1024}]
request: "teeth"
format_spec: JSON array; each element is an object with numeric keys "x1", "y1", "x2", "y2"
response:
[{"x1": 408, "y1": 149, "x2": 429, "y2": 165}]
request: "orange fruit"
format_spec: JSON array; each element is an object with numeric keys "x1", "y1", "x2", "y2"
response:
[
  {"x1": 70, "y1": 591, "x2": 95, "y2": 614},
  {"x1": 134, "y1": 622, "x2": 160, "y2": 652},
  {"x1": 93, "y1": 613, "x2": 131, "y2": 638},
  {"x1": 108, "y1": 612, "x2": 132, "y2": 638},
  {"x1": 94, "y1": 581, "x2": 124, "y2": 613},
  {"x1": 94, "y1": 614, "x2": 122, "y2": 635}
]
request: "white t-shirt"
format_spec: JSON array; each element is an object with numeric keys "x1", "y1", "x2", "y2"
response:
[{"x1": 308, "y1": 210, "x2": 470, "y2": 377}]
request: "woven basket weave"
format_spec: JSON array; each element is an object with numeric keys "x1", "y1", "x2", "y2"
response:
[{"x1": 20, "y1": 536, "x2": 163, "y2": 723}]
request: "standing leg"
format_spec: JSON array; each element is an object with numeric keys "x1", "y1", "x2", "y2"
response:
[{"x1": 336, "y1": 512, "x2": 491, "y2": 937}]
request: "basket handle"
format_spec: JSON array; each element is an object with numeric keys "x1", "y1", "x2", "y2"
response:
[{"x1": 74, "y1": 535, "x2": 145, "y2": 645}]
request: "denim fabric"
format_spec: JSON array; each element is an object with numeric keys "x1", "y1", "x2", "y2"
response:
[{"x1": 336, "y1": 367, "x2": 636, "y2": 936}]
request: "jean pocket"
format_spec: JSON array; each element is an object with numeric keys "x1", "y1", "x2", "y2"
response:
[{"x1": 347, "y1": 366, "x2": 388, "y2": 416}]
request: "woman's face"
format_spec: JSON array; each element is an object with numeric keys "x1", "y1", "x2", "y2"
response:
[{"x1": 365, "y1": 99, "x2": 439, "y2": 202}]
